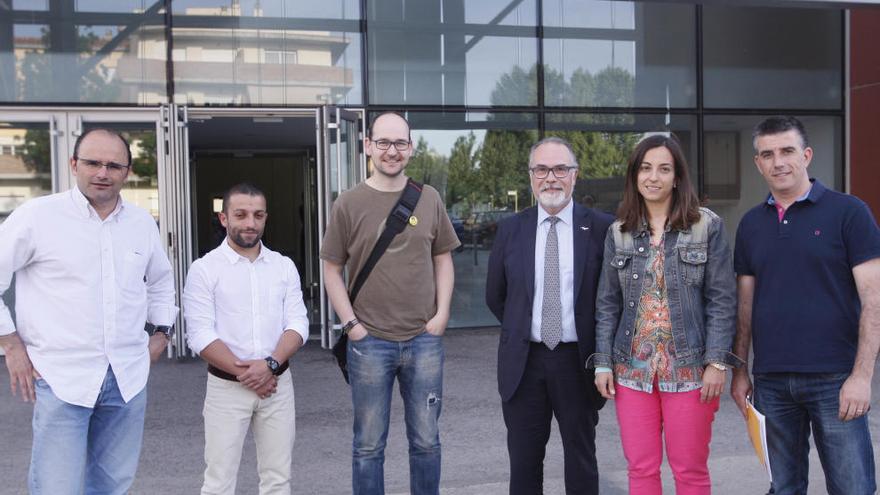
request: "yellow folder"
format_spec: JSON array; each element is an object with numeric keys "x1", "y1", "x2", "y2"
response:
[{"x1": 746, "y1": 396, "x2": 772, "y2": 483}]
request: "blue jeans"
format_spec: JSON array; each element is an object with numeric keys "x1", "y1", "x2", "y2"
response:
[
  {"x1": 29, "y1": 366, "x2": 147, "y2": 495},
  {"x1": 348, "y1": 332, "x2": 444, "y2": 495},
  {"x1": 754, "y1": 372, "x2": 876, "y2": 495}
]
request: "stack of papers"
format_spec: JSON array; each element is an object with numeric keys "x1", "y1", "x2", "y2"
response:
[{"x1": 746, "y1": 396, "x2": 772, "y2": 483}]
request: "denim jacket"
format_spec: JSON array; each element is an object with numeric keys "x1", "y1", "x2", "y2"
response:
[{"x1": 591, "y1": 208, "x2": 741, "y2": 374}]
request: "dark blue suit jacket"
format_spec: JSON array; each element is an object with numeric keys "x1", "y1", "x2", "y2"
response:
[{"x1": 485, "y1": 203, "x2": 613, "y2": 404}]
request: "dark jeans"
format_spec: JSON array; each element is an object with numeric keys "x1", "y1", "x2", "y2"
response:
[
  {"x1": 755, "y1": 372, "x2": 876, "y2": 495},
  {"x1": 501, "y1": 342, "x2": 599, "y2": 495}
]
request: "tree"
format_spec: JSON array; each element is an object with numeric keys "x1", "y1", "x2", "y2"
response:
[
  {"x1": 406, "y1": 136, "x2": 448, "y2": 195},
  {"x1": 21, "y1": 129, "x2": 51, "y2": 175},
  {"x1": 131, "y1": 132, "x2": 158, "y2": 181},
  {"x1": 445, "y1": 132, "x2": 479, "y2": 212}
]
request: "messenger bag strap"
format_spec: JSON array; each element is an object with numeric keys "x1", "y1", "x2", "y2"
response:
[{"x1": 349, "y1": 178, "x2": 423, "y2": 303}]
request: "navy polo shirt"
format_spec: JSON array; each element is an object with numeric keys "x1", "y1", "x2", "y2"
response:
[{"x1": 734, "y1": 179, "x2": 880, "y2": 374}]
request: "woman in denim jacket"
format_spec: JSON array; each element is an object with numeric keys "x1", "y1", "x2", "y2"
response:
[{"x1": 592, "y1": 134, "x2": 738, "y2": 495}]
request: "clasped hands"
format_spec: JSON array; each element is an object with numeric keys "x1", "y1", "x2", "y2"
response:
[{"x1": 234, "y1": 359, "x2": 278, "y2": 399}]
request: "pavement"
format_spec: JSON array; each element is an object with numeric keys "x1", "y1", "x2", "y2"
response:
[{"x1": 2, "y1": 328, "x2": 879, "y2": 494}]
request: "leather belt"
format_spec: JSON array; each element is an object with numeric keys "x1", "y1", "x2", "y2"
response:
[{"x1": 208, "y1": 361, "x2": 289, "y2": 382}]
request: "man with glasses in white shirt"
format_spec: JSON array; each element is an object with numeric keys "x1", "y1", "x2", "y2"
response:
[
  {"x1": 0, "y1": 128, "x2": 178, "y2": 494},
  {"x1": 183, "y1": 182, "x2": 309, "y2": 495}
]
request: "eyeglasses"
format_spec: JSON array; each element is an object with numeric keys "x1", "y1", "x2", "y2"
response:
[
  {"x1": 76, "y1": 157, "x2": 130, "y2": 174},
  {"x1": 529, "y1": 165, "x2": 577, "y2": 179},
  {"x1": 371, "y1": 139, "x2": 411, "y2": 151}
]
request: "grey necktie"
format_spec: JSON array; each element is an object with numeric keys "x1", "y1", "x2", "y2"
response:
[{"x1": 541, "y1": 216, "x2": 562, "y2": 350}]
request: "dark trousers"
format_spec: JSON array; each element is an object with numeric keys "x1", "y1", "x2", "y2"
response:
[{"x1": 501, "y1": 342, "x2": 599, "y2": 495}]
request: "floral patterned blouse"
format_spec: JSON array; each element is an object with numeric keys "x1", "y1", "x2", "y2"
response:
[{"x1": 614, "y1": 237, "x2": 704, "y2": 393}]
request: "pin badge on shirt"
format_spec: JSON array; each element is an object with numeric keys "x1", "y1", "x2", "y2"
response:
[
  {"x1": 580, "y1": 226, "x2": 589, "y2": 231},
  {"x1": 409, "y1": 216, "x2": 418, "y2": 226}
]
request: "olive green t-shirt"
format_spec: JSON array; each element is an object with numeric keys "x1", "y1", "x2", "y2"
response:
[{"x1": 320, "y1": 182, "x2": 460, "y2": 341}]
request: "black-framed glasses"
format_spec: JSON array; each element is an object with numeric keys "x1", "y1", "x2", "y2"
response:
[
  {"x1": 529, "y1": 165, "x2": 577, "y2": 179},
  {"x1": 76, "y1": 157, "x2": 130, "y2": 173},
  {"x1": 371, "y1": 139, "x2": 411, "y2": 151}
]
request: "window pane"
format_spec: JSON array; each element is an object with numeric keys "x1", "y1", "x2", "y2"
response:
[
  {"x1": 702, "y1": 6, "x2": 842, "y2": 109},
  {"x1": 545, "y1": 113, "x2": 697, "y2": 215},
  {"x1": 170, "y1": 0, "x2": 360, "y2": 20},
  {"x1": 82, "y1": 122, "x2": 162, "y2": 223},
  {"x1": 703, "y1": 115, "x2": 842, "y2": 235},
  {"x1": 398, "y1": 111, "x2": 538, "y2": 328},
  {"x1": 0, "y1": 121, "x2": 53, "y2": 326},
  {"x1": 172, "y1": 1, "x2": 362, "y2": 105},
  {"x1": 1, "y1": 8, "x2": 167, "y2": 104},
  {"x1": 543, "y1": 1, "x2": 696, "y2": 108},
  {"x1": 368, "y1": 0, "x2": 538, "y2": 106},
  {"x1": 13, "y1": 0, "x2": 48, "y2": 9},
  {"x1": 75, "y1": 0, "x2": 153, "y2": 13}
]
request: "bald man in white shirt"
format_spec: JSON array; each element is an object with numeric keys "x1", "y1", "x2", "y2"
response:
[
  {"x1": 183, "y1": 182, "x2": 309, "y2": 495},
  {"x1": 0, "y1": 128, "x2": 178, "y2": 495}
]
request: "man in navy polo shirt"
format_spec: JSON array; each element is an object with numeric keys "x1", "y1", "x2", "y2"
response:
[{"x1": 730, "y1": 116, "x2": 880, "y2": 495}]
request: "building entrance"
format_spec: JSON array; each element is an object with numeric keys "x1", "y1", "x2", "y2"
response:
[
  {"x1": 186, "y1": 112, "x2": 321, "y2": 344},
  {"x1": 0, "y1": 105, "x2": 365, "y2": 358},
  {"x1": 179, "y1": 107, "x2": 365, "y2": 355}
]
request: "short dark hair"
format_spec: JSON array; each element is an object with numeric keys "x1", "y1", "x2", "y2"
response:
[
  {"x1": 368, "y1": 111, "x2": 411, "y2": 140},
  {"x1": 752, "y1": 116, "x2": 810, "y2": 151},
  {"x1": 617, "y1": 134, "x2": 700, "y2": 233},
  {"x1": 72, "y1": 128, "x2": 132, "y2": 166},
  {"x1": 222, "y1": 182, "x2": 266, "y2": 213}
]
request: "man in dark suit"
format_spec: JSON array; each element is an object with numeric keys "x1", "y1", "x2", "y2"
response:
[{"x1": 486, "y1": 137, "x2": 613, "y2": 495}]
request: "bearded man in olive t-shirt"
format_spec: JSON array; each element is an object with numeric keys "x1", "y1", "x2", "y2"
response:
[{"x1": 321, "y1": 112, "x2": 460, "y2": 495}]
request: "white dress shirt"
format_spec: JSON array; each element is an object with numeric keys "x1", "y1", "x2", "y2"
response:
[
  {"x1": 0, "y1": 187, "x2": 178, "y2": 407},
  {"x1": 530, "y1": 200, "x2": 578, "y2": 343},
  {"x1": 183, "y1": 239, "x2": 310, "y2": 360}
]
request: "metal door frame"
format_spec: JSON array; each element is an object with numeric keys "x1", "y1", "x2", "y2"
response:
[{"x1": 318, "y1": 106, "x2": 366, "y2": 349}]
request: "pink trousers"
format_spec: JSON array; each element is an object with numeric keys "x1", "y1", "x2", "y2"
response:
[{"x1": 615, "y1": 384, "x2": 720, "y2": 495}]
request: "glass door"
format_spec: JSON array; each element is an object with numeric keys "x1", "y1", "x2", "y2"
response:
[
  {"x1": 318, "y1": 106, "x2": 365, "y2": 348},
  {"x1": 0, "y1": 110, "x2": 62, "y2": 349},
  {"x1": 67, "y1": 108, "x2": 187, "y2": 356}
]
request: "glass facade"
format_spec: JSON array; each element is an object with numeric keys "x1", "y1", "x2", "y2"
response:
[
  {"x1": 1, "y1": 1, "x2": 167, "y2": 104},
  {"x1": 170, "y1": 0, "x2": 362, "y2": 105},
  {"x1": 404, "y1": 111, "x2": 539, "y2": 326},
  {"x1": 543, "y1": 1, "x2": 697, "y2": 108},
  {"x1": 702, "y1": 5, "x2": 842, "y2": 109},
  {"x1": 0, "y1": 1, "x2": 847, "y2": 330},
  {"x1": 367, "y1": 1, "x2": 538, "y2": 106}
]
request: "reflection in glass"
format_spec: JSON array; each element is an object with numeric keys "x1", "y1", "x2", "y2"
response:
[
  {"x1": 702, "y1": 6, "x2": 842, "y2": 109},
  {"x1": 543, "y1": 1, "x2": 696, "y2": 108},
  {"x1": 75, "y1": 0, "x2": 149, "y2": 13},
  {"x1": 0, "y1": 122, "x2": 52, "y2": 223},
  {"x1": 545, "y1": 113, "x2": 697, "y2": 215},
  {"x1": 2, "y1": 9, "x2": 166, "y2": 104},
  {"x1": 83, "y1": 123, "x2": 161, "y2": 222},
  {"x1": 171, "y1": 2, "x2": 362, "y2": 105},
  {"x1": 402, "y1": 112, "x2": 538, "y2": 327},
  {"x1": 702, "y1": 115, "x2": 842, "y2": 234},
  {"x1": 170, "y1": 0, "x2": 360, "y2": 20},
  {"x1": 0, "y1": 122, "x2": 53, "y2": 324},
  {"x1": 368, "y1": 0, "x2": 537, "y2": 106},
  {"x1": 543, "y1": 0, "x2": 634, "y2": 29},
  {"x1": 13, "y1": 0, "x2": 48, "y2": 9}
]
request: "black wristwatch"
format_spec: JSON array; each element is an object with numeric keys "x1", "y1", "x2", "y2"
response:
[
  {"x1": 150, "y1": 325, "x2": 174, "y2": 341},
  {"x1": 265, "y1": 356, "x2": 281, "y2": 374}
]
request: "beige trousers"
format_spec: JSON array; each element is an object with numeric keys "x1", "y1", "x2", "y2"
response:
[{"x1": 201, "y1": 369, "x2": 295, "y2": 495}]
